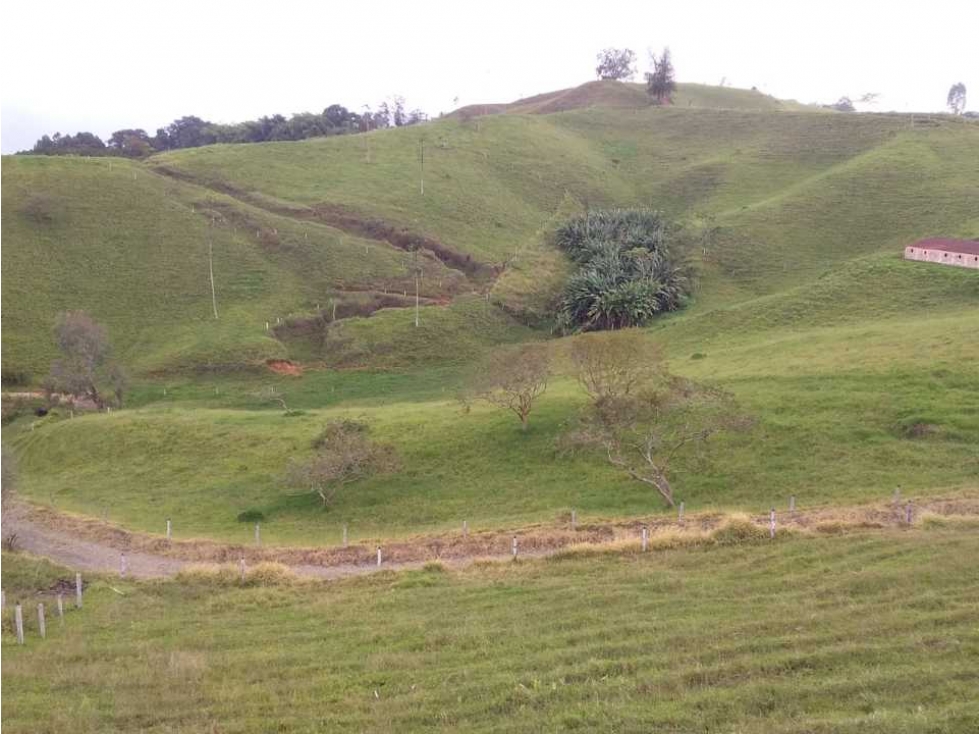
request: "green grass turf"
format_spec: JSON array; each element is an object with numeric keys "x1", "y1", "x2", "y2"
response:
[
  {"x1": 8, "y1": 304, "x2": 977, "y2": 545},
  {"x1": 3, "y1": 526, "x2": 978, "y2": 732},
  {"x1": 3, "y1": 84, "x2": 976, "y2": 378}
]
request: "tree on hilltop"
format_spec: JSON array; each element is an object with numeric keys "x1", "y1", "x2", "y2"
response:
[
  {"x1": 947, "y1": 83, "x2": 967, "y2": 115},
  {"x1": 596, "y1": 48, "x2": 637, "y2": 81},
  {"x1": 646, "y1": 48, "x2": 676, "y2": 104}
]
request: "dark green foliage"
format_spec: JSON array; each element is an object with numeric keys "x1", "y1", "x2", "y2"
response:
[
  {"x1": 645, "y1": 48, "x2": 677, "y2": 104},
  {"x1": 555, "y1": 209, "x2": 691, "y2": 332},
  {"x1": 23, "y1": 100, "x2": 428, "y2": 156}
]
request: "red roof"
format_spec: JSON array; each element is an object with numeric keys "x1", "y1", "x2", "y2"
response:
[{"x1": 908, "y1": 238, "x2": 979, "y2": 256}]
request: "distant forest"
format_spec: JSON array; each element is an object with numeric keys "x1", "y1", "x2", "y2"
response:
[{"x1": 22, "y1": 97, "x2": 428, "y2": 157}]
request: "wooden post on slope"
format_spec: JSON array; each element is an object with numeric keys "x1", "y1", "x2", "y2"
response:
[
  {"x1": 75, "y1": 573, "x2": 83, "y2": 608},
  {"x1": 37, "y1": 603, "x2": 46, "y2": 639},
  {"x1": 15, "y1": 604, "x2": 24, "y2": 645}
]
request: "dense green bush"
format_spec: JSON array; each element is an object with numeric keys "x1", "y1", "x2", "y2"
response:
[{"x1": 555, "y1": 209, "x2": 691, "y2": 332}]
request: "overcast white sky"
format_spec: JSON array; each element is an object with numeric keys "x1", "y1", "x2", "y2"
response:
[{"x1": 2, "y1": 0, "x2": 977, "y2": 153}]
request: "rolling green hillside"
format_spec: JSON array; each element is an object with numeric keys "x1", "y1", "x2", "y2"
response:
[
  {"x1": 2, "y1": 80, "x2": 977, "y2": 543},
  {"x1": 3, "y1": 82, "x2": 977, "y2": 378}
]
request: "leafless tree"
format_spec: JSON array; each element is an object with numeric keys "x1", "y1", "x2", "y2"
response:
[
  {"x1": 562, "y1": 377, "x2": 751, "y2": 507},
  {"x1": 469, "y1": 344, "x2": 550, "y2": 431},
  {"x1": 570, "y1": 330, "x2": 664, "y2": 404},
  {"x1": 286, "y1": 420, "x2": 398, "y2": 506},
  {"x1": 44, "y1": 311, "x2": 128, "y2": 409}
]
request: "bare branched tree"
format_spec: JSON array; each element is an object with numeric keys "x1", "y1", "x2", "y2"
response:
[
  {"x1": 469, "y1": 344, "x2": 550, "y2": 431},
  {"x1": 44, "y1": 311, "x2": 128, "y2": 409},
  {"x1": 286, "y1": 420, "x2": 398, "y2": 506},
  {"x1": 570, "y1": 330, "x2": 664, "y2": 404},
  {"x1": 563, "y1": 377, "x2": 751, "y2": 507}
]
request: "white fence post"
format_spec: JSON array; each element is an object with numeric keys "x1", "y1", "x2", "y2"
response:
[
  {"x1": 571, "y1": 510, "x2": 577, "y2": 531},
  {"x1": 239, "y1": 557, "x2": 246, "y2": 582},
  {"x1": 15, "y1": 604, "x2": 24, "y2": 645},
  {"x1": 376, "y1": 547, "x2": 382, "y2": 567},
  {"x1": 678, "y1": 502, "x2": 685, "y2": 524},
  {"x1": 255, "y1": 523, "x2": 261, "y2": 545},
  {"x1": 75, "y1": 573, "x2": 83, "y2": 608},
  {"x1": 462, "y1": 520, "x2": 468, "y2": 537},
  {"x1": 166, "y1": 519, "x2": 172, "y2": 541},
  {"x1": 641, "y1": 526, "x2": 649, "y2": 552},
  {"x1": 789, "y1": 495, "x2": 796, "y2": 513},
  {"x1": 511, "y1": 536, "x2": 518, "y2": 559},
  {"x1": 769, "y1": 508, "x2": 776, "y2": 539},
  {"x1": 37, "y1": 603, "x2": 46, "y2": 639},
  {"x1": 342, "y1": 524, "x2": 348, "y2": 548},
  {"x1": 57, "y1": 594, "x2": 64, "y2": 624}
]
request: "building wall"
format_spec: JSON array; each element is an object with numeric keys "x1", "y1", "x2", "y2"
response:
[{"x1": 904, "y1": 247, "x2": 979, "y2": 270}]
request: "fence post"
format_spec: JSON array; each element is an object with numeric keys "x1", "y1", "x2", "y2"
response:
[
  {"x1": 37, "y1": 603, "x2": 46, "y2": 639},
  {"x1": 75, "y1": 573, "x2": 83, "y2": 608},
  {"x1": 678, "y1": 502, "x2": 685, "y2": 524},
  {"x1": 641, "y1": 526, "x2": 649, "y2": 552},
  {"x1": 376, "y1": 547, "x2": 382, "y2": 567},
  {"x1": 462, "y1": 520, "x2": 468, "y2": 537},
  {"x1": 905, "y1": 501, "x2": 913, "y2": 525},
  {"x1": 57, "y1": 594, "x2": 64, "y2": 624},
  {"x1": 571, "y1": 509, "x2": 577, "y2": 531},
  {"x1": 893, "y1": 487, "x2": 901, "y2": 505},
  {"x1": 342, "y1": 524, "x2": 348, "y2": 548},
  {"x1": 15, "y1": 604, "x2": 24, "y2": 645},
  {"x1": 255, "y1": 523, "x2": 261, "y2": 546},
  {"x1": 769, "y1": 508, "x2": 776, "y2": 539},
  {"x1": 511, "y1": 536, "x2": 518, "y2": 559},
  {"x1": 166, "y1": 519, "x2": 172, "y2": 541},
  {"x1": 239, "y1": 557, "x2": 246, "y2": 582},
  {"x1": 789, "y1": 495, "x2": 796, "y2": 513}
]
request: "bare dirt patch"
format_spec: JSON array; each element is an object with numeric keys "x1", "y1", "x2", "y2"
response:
[{"x1": 266, "y1": 359, "x2": 303, "y2": 376}]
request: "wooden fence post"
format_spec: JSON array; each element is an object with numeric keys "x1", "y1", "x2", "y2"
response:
[
  {"x1": 166, "y1": 519, "x2": 172, "y2": 541},
  {"x1": 75, "y1": 573, "x2": 83, "y2": 608},
  {"x1": 789, "y1": 495, "x2": 796, "y2": 513},
  {"x1": 255, "y1": 523, "x2": 261, "y2": 545},
  {"x1": 376, "y1": 547, "x2": 382, "y2": 567},
  {"x1": 14, "y1": 604, "x2": 24, "y2": 645},
  {"x1": 511, "y1": 536, "x2": 518, "y2": 559},
  {"x1": 342, "y1": 524, "x2": 348, "y2": 548},
  {"x1": 57, "y1": 594, "x2": 64, "y2": 624},
  {"x1": 37, "y1": 603, "x2": 46, "y2": 639},
  {"x1": 15, "y1": 604, "x2": 24, "y2": 645},
  {"x1": 769, "y1": 508, "x2": 776, "y2": 539},
  {"x1": 641, "y1": 526, "x2": 649, "y2": 552},
  {"x1": 678, "y1": 502, "x2": 685, "y2": 524},
  {"x1": 571, "y1": 509, "x2": 577, "y2": 531},
  {"x1": 239, "y1": 557, "x2": 246, "y2": 582},
  {"x1": 462, "y1": 520, "x2": 468, "y2": 537}
]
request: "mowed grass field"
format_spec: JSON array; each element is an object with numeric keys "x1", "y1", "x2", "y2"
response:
[{"x1": 3, "y1": 525, "x2": 979, "y2": 732}]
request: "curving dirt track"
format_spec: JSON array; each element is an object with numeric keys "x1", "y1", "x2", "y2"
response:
[{"x1": 3, "y1": 495, "x2": 977, "y2": 581}]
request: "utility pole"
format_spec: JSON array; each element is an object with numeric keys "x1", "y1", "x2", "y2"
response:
[
  {"x1": 419, "y1": 137, "x2": 425, "y2": 196},
  {"x1": 208, "y1": 239, "x2": 219, "y2": 319}
]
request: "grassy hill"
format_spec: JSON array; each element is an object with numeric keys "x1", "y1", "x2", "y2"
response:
[
  {"x1": 4, "y1": 525, "x2": 979, "y2": 732},
  {"x1": 2, "y1": 80, "x2": 977, "y2": 543},
  {"x1": 3, "y1": 83, "x2": 976, "y2": 377}
]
